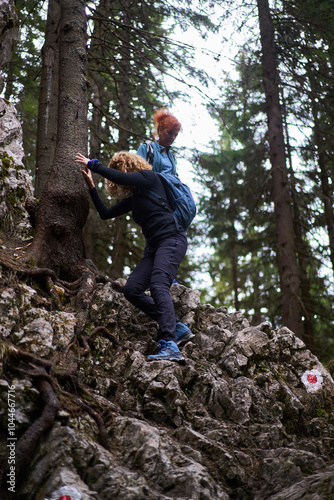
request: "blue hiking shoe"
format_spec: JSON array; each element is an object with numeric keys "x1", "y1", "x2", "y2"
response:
[
  {"x1": 175, "y1": 322, "x2": 195, "y2": 346},
  {"x1": 147, "y1": 340, "x2": 185, "y2": 362}
]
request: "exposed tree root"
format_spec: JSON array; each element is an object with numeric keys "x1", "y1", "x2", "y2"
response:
[
  {"x1": 0, "y1": 340, "x2": 114, "y2": 493},
  {"x1": 75, "y1": 266, "x2": 96, "y2": 337},
  {"x1": 0, "y1": 237, "x2": 124, "y2": 355},
  {"x1": 88, "y1": 326, "x2": 120, "y2": 347},
  {"x1": 61, "y1": 389, "x2": 110, "y2": 450},
  {"x1": 0, "y1": 362, "x2": 60, "y2": 496},
  {"x1": 0, "y1": 238, "x2": 125, "y2": 489},
  {"x1": 14, "y1": 370, "x2": 61, "y2": 475}
]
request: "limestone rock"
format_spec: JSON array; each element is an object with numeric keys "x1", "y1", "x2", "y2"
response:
[
  {"x1": 0, "y1": 0, "x2": 20, "y2": 92},
  {"x1": 0, "y1": 100, "x2": 25, "y2": 167},
  {"x1": 1, "y1": 276, "x2": 334, "y2": 499},
  {"x1": 0, "y1": 100, "x2": 33, "y2": 237}
]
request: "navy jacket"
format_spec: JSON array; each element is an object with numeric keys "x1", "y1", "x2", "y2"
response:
[{"x1": 87, "y1": 160, "x2": 183, "y2": 248}]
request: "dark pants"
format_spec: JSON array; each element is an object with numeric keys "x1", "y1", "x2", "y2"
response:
[{"x1": 123, "y1": 233, "x2": 188, "y2": 342}]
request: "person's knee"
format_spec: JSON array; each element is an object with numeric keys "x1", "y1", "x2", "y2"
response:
[
  {"x1": 123, "y1": 283, "x2": 136, "y2": 302},
  {"x1": 150, "y1": 281, "x2": 170, "y2": 299}
]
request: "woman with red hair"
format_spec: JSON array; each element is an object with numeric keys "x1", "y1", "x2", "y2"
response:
[{"x1": 137, "y1": 108, "x2": 181, "y2": 175}]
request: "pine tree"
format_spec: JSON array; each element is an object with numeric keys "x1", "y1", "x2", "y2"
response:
[
  {"x1": 28, "y1": 0, "x2": 89, "y2": 280},
  {"x1": 197, "y1": 52, "x2": 280, "y2": 323}
]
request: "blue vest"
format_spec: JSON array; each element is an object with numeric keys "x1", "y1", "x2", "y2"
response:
[{"x1": 136, "y1": 141, "x2": 177, "y2": 175}]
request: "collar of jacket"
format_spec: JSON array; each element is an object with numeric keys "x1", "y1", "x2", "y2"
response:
[{"x1": 155, "y1": 142, "x2": 171, "y2": 153}]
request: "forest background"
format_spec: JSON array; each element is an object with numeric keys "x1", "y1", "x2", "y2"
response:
[{"x1": 1, "y1": 0, "x2": 334, "y2": 365}]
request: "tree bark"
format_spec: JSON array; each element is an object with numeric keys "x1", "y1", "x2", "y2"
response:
[
  {"x1": 35, "y1": 0, "x2": 60, "y2": 199},
  {"x1": 230, "y1": 221, "x2": 239, "y2": 311},
  {"x1": 257, "y1": 0, "x2": 304, "y2": 339},
  {"x1": 30, "y1": 0, "x2": 89, "y2": 280}
]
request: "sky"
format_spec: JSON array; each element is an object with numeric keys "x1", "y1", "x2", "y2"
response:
[
  {"x1": 163, "y1": 5, "x2": 243, "y2": 189},
  {"x1": 162, "y1": 25, "x2": 230, "y2": 291}
]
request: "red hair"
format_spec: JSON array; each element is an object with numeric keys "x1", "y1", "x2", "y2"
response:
[{"x1": 153, "y1": 108, "x2": 181, "y2": 136}]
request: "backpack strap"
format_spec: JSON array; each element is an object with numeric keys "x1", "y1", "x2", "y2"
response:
[
  {"x1": 156, "y1": 173, "x2": 176, "y2": 211},
  {"x1": 146, "y1": 141, "x2": 154, "y2": 165}
]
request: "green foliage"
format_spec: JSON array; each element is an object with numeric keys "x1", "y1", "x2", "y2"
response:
[
  {"x1": 197, "y1": 52, "x2": 283, "y2": 324},
  {"x1": 196, "y1": 1, "x2": 334, "y2": 361}
]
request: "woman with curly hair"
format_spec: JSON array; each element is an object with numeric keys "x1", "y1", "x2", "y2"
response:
[
  {"x1": 137, "y1": 108, "x2": 195, "y2": 345},
  {"x1": 75, "y1": 150, "x2": 192, "y2": 362}
]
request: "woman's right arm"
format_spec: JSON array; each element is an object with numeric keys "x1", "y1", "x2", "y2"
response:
[
  {"x1": 87, "y1": 159, "x2": 155, "y2": 187},
  {"x1": 76, "y1": 152, "x2": 155, "y2": 188}
]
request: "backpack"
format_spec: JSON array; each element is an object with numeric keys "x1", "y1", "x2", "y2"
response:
[{"x1": 145, "y1": 141, "x2": 196, "y2": 231}]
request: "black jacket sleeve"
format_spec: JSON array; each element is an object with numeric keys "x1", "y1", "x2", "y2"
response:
[
  {"x1": 89, "y1": 187, "x2": 132, "y2": 220},
  {"x1": 88, "y1": 160, "x2": 154, "y2": 187}
]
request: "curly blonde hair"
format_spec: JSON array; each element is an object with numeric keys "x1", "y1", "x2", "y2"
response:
[{"x1": 105, "y1": 151, "x2": 152, "y2": 199}]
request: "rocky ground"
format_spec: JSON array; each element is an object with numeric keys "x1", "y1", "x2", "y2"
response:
[{"x1": 0, "y1": 265, "x2": 334, "y2": 499}]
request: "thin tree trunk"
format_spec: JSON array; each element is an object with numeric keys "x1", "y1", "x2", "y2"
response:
[
  {"x1": 282, "y1": 91, "x2": 315, "y2": 349},
  {"x1": 257, "y1": 0, "x2": 304, "y2": 339},
  {"x1": 83, "y1": 0, "x2": 112, "y2": 267},
  {"x1": 251, "y1": 265, "x2": 262, "y2": 325},
  {"x1": 230, "y1": 221, "x2": 239, "y2": 311},
  {"x1": 109, "y1": 215, "x2": 128, "y2": 280},
  {"x1": 35, "y1": 0, "x2": 60, "y2": 199},
  {"x1": 83, "y1": 81, "x2": 105, "y2": 262},
  {"x1": 108, "y1": 5, "x2": 132, "y2": 279}
]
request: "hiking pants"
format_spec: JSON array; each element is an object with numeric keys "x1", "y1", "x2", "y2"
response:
[{"x1": 123, "y1": 232, "x2": 188, "y2": 342}]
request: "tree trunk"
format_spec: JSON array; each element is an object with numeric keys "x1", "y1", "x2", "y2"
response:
[
  {"x1": 108, "y1": 215, "x2": 128, "y2": 280},
  {"x1": 35, "y1": 0, "x2": 60, "y2": 199},
  {"x1": 282, "y1": 91, "x2": 315, "y2": 349},
  {"x1": 251, "y1": 265, "x2": 262, "y2": 326},
  {"x1": 257, "y1": 0, "x2": 304, "y2": 339},
  {"x1": 310, "y1": 95, "x2": 334, "y2": 275},
  {"x1": 230, "y1": 221, "x2": 239, "y2": 311},
  {"x1": 108, "y1": 5, "x2": 132, "y2": 279},
  {"x1": 84, "y1": 0, "x2": 118, "y2": 272},
  {"x1": 30, "y1": 0, "x2": 89, "y2": 280},
  {"x1": 83, "y1": 81, "x2": 106, "y2": 263}
]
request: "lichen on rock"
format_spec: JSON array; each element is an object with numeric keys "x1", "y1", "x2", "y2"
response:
[{"x1": 0, "y1": 99, "x2": 33, "y2": 239}]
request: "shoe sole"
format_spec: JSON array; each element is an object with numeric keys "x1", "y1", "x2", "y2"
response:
[
  {"x1": 176, "y1": 332, "x2": 195, "y2": 347},
  {"x1": 147, "y1": 355, "x2": 185, "y2": 364}
]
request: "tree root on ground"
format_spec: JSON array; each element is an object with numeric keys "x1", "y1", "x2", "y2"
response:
[
  {"x1": 61, "y1": 389, "x2": 110, "y2": 450},
  {"x1": 0, "y1": 340, "x2": 114, "y2": 494},
  {"x1": 89, "y1": 326, "x2": 120, "y2": 347},
  {"x1": 0, "y1": 244, "x2": 124, "y2": 356},
  {"x1": 0, "y1": 359, "x2": 60, "y2": 497}
]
